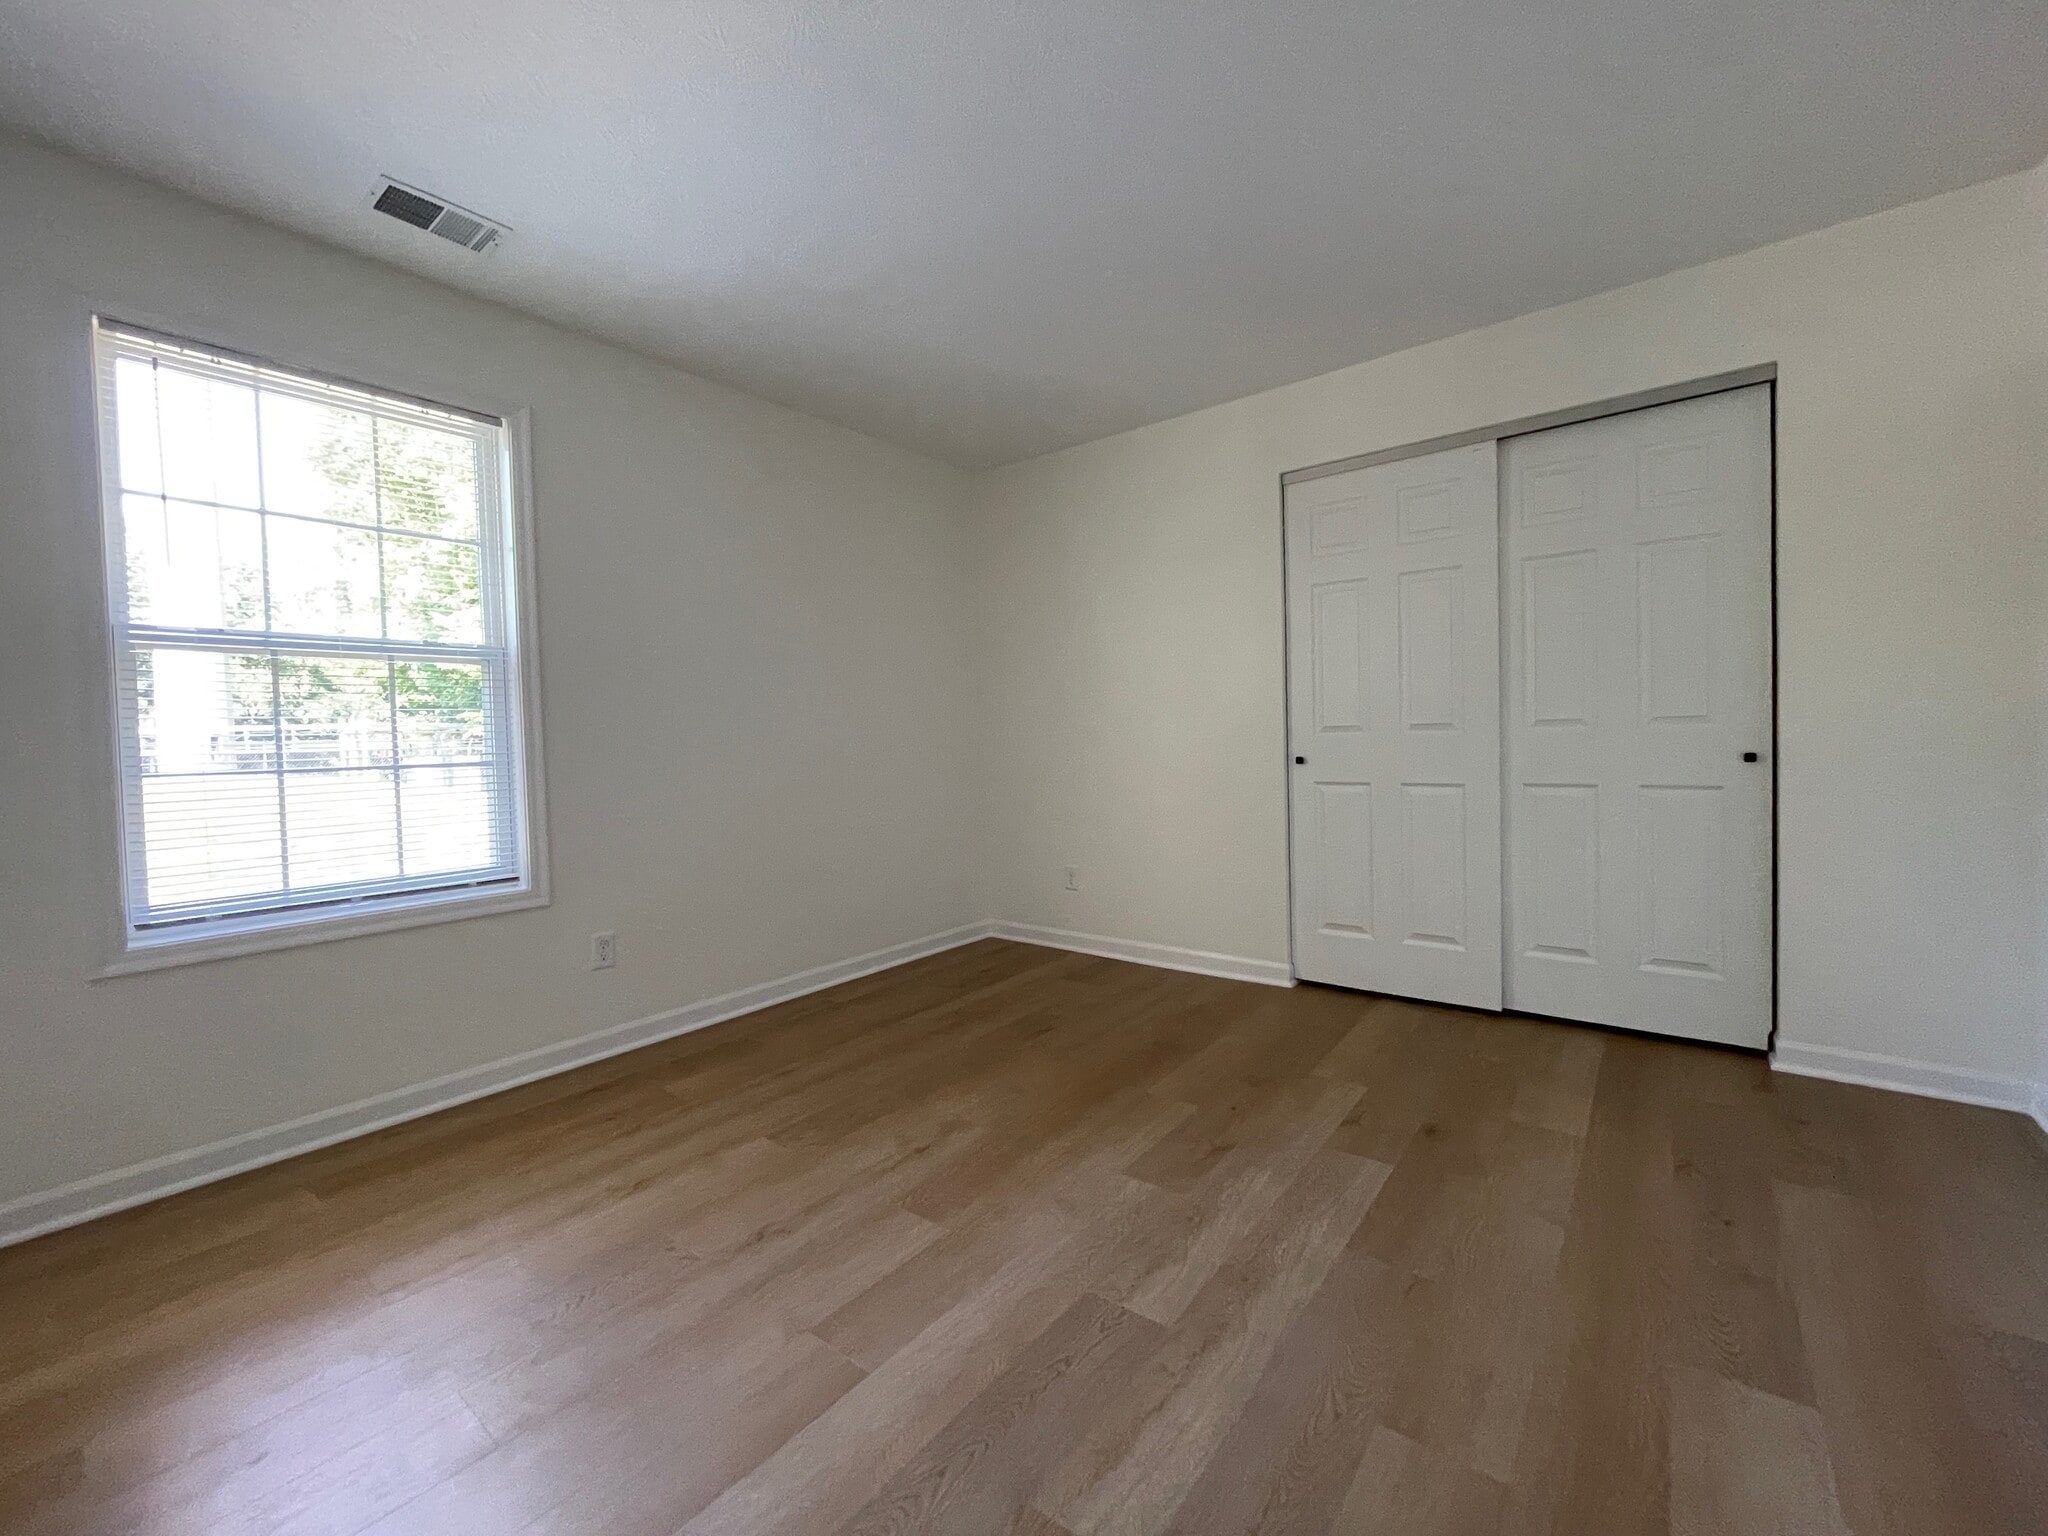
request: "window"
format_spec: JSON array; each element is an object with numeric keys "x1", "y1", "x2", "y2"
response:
[{"x1": 92, "y1": 320, "x2": 544, "y2": 968}]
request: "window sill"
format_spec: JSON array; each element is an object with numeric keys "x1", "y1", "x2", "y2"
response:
[{"x1": 96, "y1": 882, "x2": 550, "y2": 978}]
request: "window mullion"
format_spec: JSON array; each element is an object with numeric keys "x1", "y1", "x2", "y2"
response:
[
  {"x1": 268, "y1": 653, "x2": 290, "y2": 894},
  {"x1": 388, "y1": 658, "x2": 406, "y2": 879},
  {"x1": 105, "y1": 495, "x2": 481, "y2": 548},
  {"x1": 119, "y1": 623, "x2": 500, "y2": 667},
  {"x1": 116, "y1": 630, "x2": 152, "y2": 917},
  {"x1": 255, "y1": 438, "x2": 274, "y2": 635},
  {"x1": 373, "y1": 418, "x2": 406, "y2": 879}
]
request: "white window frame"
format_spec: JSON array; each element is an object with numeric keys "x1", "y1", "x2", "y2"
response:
[{"x1": 89, "y1": 318, "x2": 549, "y2": 976}]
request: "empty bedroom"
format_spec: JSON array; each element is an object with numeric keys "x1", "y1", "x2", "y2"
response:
[{"x1": 1, "y1": 3, "x2": 2045, "y2": 1533}]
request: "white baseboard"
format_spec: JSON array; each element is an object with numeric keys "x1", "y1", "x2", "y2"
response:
[
  {"x1": 987, "y1": 920, "x2": 1294, "y2": 988},
  {"x1": 14, "y1": 923, "x2": 2025, "y2": 1250},
  {"x1": 1769, "y1": 1039, "x2": 2036, "y2": 1114},
  {"x1": 0, "y1": 922, "x2": 994, "y2": 1250}
]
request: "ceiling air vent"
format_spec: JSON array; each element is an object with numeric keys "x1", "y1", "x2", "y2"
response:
[{"x1": 369, "y1": 178, "x2": 507, "y2": 254}]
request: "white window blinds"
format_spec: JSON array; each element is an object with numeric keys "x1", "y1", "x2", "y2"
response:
[{"x1": 93, "y1": 321, "x2": 537, "y2": 948}]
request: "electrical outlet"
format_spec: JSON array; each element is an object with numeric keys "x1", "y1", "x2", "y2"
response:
[
  {"x1": 1063, "y1": 865, "x2": 1079, "y2": 891},
  {"x1": 590, "y1": 932, "x2": 617, "y2": 970}
]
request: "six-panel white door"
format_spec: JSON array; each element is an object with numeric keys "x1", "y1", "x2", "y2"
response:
[
  {"x1": 1500, "y1": 386, "x2": 1773, "y2": 1047},
  {"x1": 1285, "y1": 442, "x2": 1503, "y2": 1010}
]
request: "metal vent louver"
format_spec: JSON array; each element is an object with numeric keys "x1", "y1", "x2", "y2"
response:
[{"x1": 370, "y1": 178, "x2": 506, "y2": 254}]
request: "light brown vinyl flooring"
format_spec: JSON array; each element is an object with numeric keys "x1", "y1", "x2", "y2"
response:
[{"x1": 2, "y1": 938, "x2": 2045, "y2": 1534}]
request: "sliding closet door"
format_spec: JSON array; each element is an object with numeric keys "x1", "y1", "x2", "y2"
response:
[
  {"x1": 1501, "y1": 385, "x2": 1773, "y2": 1047},
  {"x1": 1285, "y1": 442, "x2": 1502, "y2": 1009}
]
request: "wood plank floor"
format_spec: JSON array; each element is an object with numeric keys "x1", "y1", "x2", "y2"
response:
[{"x1": 3, "y1": 938, "x2": 2045, "y2": 1535}]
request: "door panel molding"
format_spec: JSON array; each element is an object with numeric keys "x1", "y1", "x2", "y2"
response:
[
  {"x1": 1501, "y1": 385, "x2": 1773, "y2": 1047},
  {"x1": 1285, "y1": 441, "x2": 1502, "y2": 1009},
  {"x1": 1281, "y1": 375, "x2": 1776, "y2": 1050}
]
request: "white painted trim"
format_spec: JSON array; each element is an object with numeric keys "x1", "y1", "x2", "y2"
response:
[
  {"x1": 0, "y1": 922, "x2": 994, "y2": 1250},
  {"x1": 97, "y1": 886, "x2": 551, "y2": 977},
  {"x1": 1769, "y1": 1040, "x2": 2036, "y2": 1113},
  {"x1": 1280, "y1": 365, "x2": 1780, "y2": 485},
  {"x1": 988, "y1": 920, "x2": 1295, "y2": 988},
  {"x1": 83, "y1": 317, "x2": 554, "y2": 981}
]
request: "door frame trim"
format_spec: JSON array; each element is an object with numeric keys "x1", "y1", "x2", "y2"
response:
[
  {"x1": 1279, "y1": 367, "x2": 1779, "y2": 1045},
  {"x1": 1280, "y1": 364, "x2": 1777, "y2": 487}
]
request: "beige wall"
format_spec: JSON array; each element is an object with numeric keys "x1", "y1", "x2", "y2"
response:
[
  {"x1": 0, "y1": 133, "x2": 979, "y2": 1210},
  {"x1": 973, "y1": 165, "x2": 2048, "y2": 1090}
]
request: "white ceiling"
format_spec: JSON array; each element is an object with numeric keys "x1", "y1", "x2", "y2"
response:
[{"x1": 2, "y1": 2, "x2": 2044, "y2": 468}]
